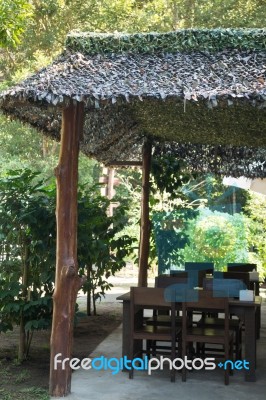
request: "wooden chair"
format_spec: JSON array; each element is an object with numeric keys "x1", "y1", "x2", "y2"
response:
[
  {"x1": 184, "y1": 262, "x2": 214, "y2": 287},
  {"x1": 227, "y1": 264, "x2": 259, "y2": 295},
  {"x1": 207, "y1": 273, "x2": 249, "y2": 296},
  {"x1": 129, "y1": 286, "x2": 181, "y2": 382},
  {"x1": 184, "y1": 262, "x2": 214, "y2": 272},
  {"x1": 156, "y1": 274, "x2": 188, "y2": 287},
  {"x1": 170, "y1": 270, "x2": 189, "y2": 278},
  {"x1": 144, "y1": 276, "x2": 188, "y2": 356},
  {"x1": 182, "y1": 290, "x2": 234, "y2": 385},
  {"x1": 221, "y1": 271, "x2": 260, "y2": 338},
  {"x1": 201, "y1": 277, "x2": 243, "y2": 359},
  {"x1": 218, "y1": 271, "x2": 250, "y2": 290},
  {"x1": 145, "y1": 275, "x2": 187, "y2": 327},
  {"x1": 227, "y1": 263, "x2": 257, "y2": 272}
]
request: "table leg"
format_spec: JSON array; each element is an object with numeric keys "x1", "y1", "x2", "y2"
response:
[
  {"x1": 244, "y1": 307, "x2": 257, "y2": 382},
  {"x1": 122, "y1": 300, "x2": 130, "y2": 359}
]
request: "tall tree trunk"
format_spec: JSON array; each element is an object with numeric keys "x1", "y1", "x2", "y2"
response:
[
  {"x1": 138, "y1": 140, "x2": 152, "y2": 287},
  {"x1": 107, "y1": 168, "x2": 115, "y2": 217},
  {"x1": 49, "y1": 101, "x2": 86, "y2": 397},
  {"x1": 18, "y1": 236, "x2": 29, "y2": 362},
  {"x1": 183, "y1": 0, "x2": 196, "y2": 28},
  {"x1": 87, "y1": 263, "x2": 92, "y2": 316},
  {"x1": 18, "y1": 314, "x2": 26, "y2": 362}
]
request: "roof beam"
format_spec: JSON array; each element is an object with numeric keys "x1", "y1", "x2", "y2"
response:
[{"x1": 106, "y1": 161, "x2": 142, "y2": 167}]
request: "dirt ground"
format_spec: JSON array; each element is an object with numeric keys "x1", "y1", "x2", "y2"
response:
[{"x1": 0, "y1": 301, "x2": 122, "y2": 400}]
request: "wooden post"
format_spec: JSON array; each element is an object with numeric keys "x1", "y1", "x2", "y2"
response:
[
  {"x1": 138, "y1": 140, "x2": 152, "y2": 287},
  {"x1": 49, "y1": 101, "x2": 86, "y2": 397}
]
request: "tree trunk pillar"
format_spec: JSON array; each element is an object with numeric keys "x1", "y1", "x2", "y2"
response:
[
  {"x1": 49, "y1": 101, "x2": 85, "y2": 397},
  {"x1": 138, "y1": 140, "x2": 152, "y2": 287}
]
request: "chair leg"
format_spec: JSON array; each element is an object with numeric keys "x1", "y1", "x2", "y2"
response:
[
  {"x1": 196, "y1": 342, "x2": 204, "y2": 356},
  {"x1": 182, "y1": 342, "x2": 187, "y2": 382},
  {"x1": 171, "y1": 342, "x2": 176, "y2": 382},
  {"x1": 225, "y1": 368, "x2": 229, "y2": 385},
  {"x1": 129, "y1": 338, "x2": 134, "y2": 379},
  {"x1": 235, "y1": 328, "x2": 242, "y2": 360},
  {"x1": 224, "y1": 343, "x2": 231, "y2": 385},
  {"x1": 146, "y1": 339, "x2": 151, "y2": 358},
  {"x1": 229, "y1": 341, "x2": 234, "y2": 376}
]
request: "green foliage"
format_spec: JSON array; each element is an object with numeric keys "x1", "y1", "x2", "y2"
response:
[
  {"x1": 0, "y1": 114, "x2": 59, "y2": 178},
  {"x1": 183, "y1": 175, "x2": 250, "y2": 213},
  {"x1": 152, "y1": 208, "x2": 199, "y2": 272},
  {"x1": 191, "y1": 0, "x2": 266, "y2": 29},
  {"x1": 114, "y1": 168, "x2": 142, "y2": 262},
  {"x1": 0, "y1": 169, "x2": 135, "y2": 332},
  {"x1": 0, "y1": 169, "x2": 56, "y2": 359},
  {"x1": 1, "y1": 0, "x2": 265, "y2": 82},
  {"x1": 0, "y1": 0, "x2": 33, "y2": 48},
  {"x1": 182, "y1": 208, "x2": 249, "y2": 270},
  {"x1": 150, "y1": 172, "x2": 255, "y2": 274},
  {"x1": 0, "y1": 113, "x2": 97, "y2": 185},
  {"x1": 63, "y1": 0, "x2": 266, "y2": 34},
  {"x1": 151, "y1": 155, "x2": 196, "y2": 199},
  {"x1": 77, "y1": 185, "x2": 135, "y2": 315},
  {"x1": 244, "y1": 193, "x2": 266, "y2": 277}
]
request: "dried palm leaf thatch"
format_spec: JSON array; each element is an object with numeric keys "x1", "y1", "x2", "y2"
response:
[{"x1": 0, "y1": 29, "x2": 266, "y2": 176}]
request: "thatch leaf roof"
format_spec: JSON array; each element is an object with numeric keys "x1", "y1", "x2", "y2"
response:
[
  {"x1": 0, "y1": 29, "x2": 266, "y2": 177},
  {"x1": 65, "y1": 29, "x2": 266, "y2": 55}
]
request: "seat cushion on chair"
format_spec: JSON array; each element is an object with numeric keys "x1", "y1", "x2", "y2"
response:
[
  {"x1": 198, "y1": 317, "x2": 242, "y2": 329},
  {"x1": 146, "y1": 315, "x2": 182, "y2": 326},
  {"x1": 186, "y1": 326, "x2": 234, "y2": 343},
  {"x1": 133, "y1": 324, "x2": 181, "y2": 341}
]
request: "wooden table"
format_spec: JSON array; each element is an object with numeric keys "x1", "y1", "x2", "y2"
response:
[{"x1": 117, "y1": 292, "x2": 261, "y2": 382}]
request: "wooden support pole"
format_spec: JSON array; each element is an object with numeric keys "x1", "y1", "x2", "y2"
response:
[
  {"x1": 49, "y1": 101, "x2": 86, "y2": 397},
  {"x1": 138, "y1": 140, "x2": 152, "y2": 287}
]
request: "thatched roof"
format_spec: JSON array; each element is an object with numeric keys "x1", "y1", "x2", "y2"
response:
[{"x1": 0, "y1": 29, "x2": 266, "y2": 177}]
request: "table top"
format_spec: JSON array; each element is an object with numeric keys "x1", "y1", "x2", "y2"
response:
[{"x1": 116, "y1": 291, "x2": 262, "y2": 307}]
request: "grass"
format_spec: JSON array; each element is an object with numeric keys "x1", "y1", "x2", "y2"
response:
[
  {"x1": 0, "y1": 360, "x2": 49, "y2": 400},
  {"x1": 17, "y1": 387, "x2": 49, "y2": 399},
  {"x1": 15, "y1": 370, "x2": 31, "y2": 384},
  {"x1": 0, "y1": 387, "x2": 49, "y2": 400}
]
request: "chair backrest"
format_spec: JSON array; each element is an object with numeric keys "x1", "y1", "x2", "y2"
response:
[
  {"x1": 130, "y1": 287, "x2": 177, "y2": 334},
  {"x1": 184, "y1": 262, "x2": 214, "y2": 273},
  {"x1": 203, "y1": 277, "x2": 247, "y2": 298},
  {"x1": 182, "y1": 289, "x2": 230, "y2": 338},
  {"x1": 216, "y1": 271, "x2": 250, "y2": 289},
  {"x1": 155, "y1": 274, "x2": 188, "y2": 288},
  {"x1": 155, "y1": 275, "x2": 188, "y2": 303},
  {"x1": 170, "y1": 270, "x2": 188, "y2": 278},
  {"x1": 130, "y1": 286, "x2": 174, "y2": 307},
  {"x1": 227, "y1": 263, "x2": 257, "y2": 272}
]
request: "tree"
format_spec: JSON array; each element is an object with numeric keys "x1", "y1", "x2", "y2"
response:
[
  {"x1": 0, "y1": 169, "x2": 135, "y2": 362},
  {"x1": 2, "y1": 0, "x2": 265, "y2": 82},
  {"x1": 0, "y1": 113, "x2": 97, "y2": 185},
  {"x1": 244, "y1": 193, "x2": 266, "y2": 277},
  {"x1": 0, "y1": 169, "x2": 56, "y2": 361},
  {"x1": 0, "y1": 0, "x2": 33, "y2": 48},
  {"x1": 182, "y1": 208, "x2": 249, "y2": 270},
  {"x1": 77, "y1": 186, "x2": 134, "y2": 315}
]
